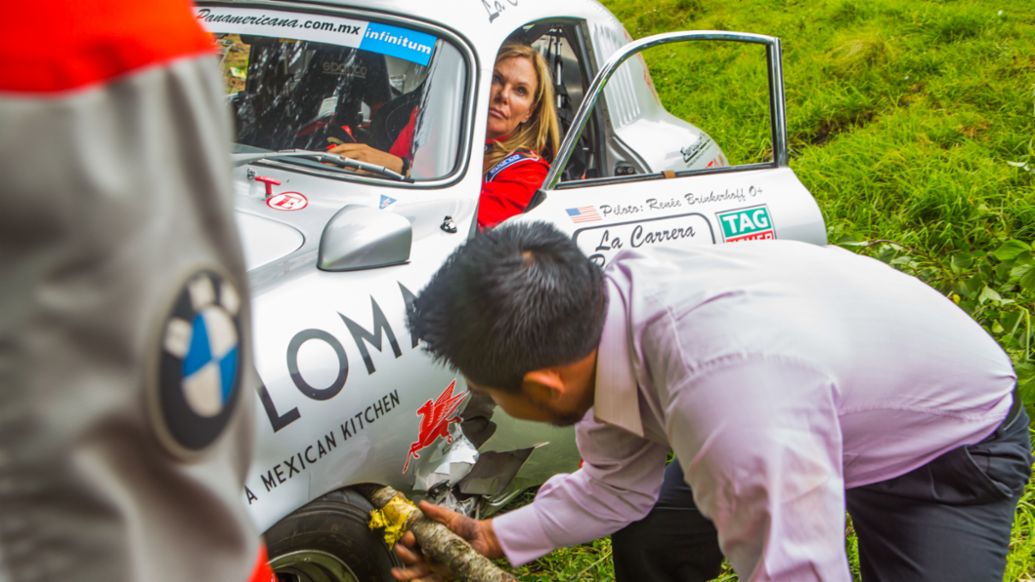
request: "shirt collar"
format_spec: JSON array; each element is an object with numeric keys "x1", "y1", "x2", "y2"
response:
[{"x1": 593, "y1": 280, "x2": 644, "y2": 437}]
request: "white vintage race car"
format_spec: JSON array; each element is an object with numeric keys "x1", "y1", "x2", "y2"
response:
[{"x1": 196, "y1": 0, "x2": 826, "y2": 579}]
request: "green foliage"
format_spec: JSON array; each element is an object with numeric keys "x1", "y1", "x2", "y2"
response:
[
  {"x1": 513, "y1": 538, "x2": 615, "y2": 581},
  {"x1": 1008, "y1": 447, "x2": 1035, "y2": 582},
  {"x1": 508, "y1": 0, "x2": 1035, "y2": 579},
  {"x1": 841, "y1": 238, "x2": 1035, "y2": 413}
]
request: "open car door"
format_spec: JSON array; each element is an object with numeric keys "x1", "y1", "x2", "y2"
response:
[{"x1": 517, "y1": 31, "x2": 826, "y2": 263}]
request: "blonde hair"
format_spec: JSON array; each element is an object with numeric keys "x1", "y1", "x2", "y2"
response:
[{"x1": 483, "y1": 44, "x2": 561, "y2": 174}]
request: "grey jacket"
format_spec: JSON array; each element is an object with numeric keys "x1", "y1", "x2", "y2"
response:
[{"x1": 0, "y1": 5, "x2": 262, "y2": 581}]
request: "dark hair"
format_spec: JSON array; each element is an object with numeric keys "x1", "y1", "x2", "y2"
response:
[{"x1": 407, "y1": 221, "x2": 607, "y2": 393}]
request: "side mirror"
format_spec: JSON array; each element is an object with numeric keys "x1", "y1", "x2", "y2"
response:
[{"x1": 318, "y1": 205, "x2": 412, "y2": 271}]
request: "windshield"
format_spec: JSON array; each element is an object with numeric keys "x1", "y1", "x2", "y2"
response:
[{"x1": 197, "y1": 7, "x2": 468, "y2": 181}]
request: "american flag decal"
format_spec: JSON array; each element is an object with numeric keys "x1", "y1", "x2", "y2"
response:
[{"x1": 566, "y1": 206, "x2": 602, "y2": 223}]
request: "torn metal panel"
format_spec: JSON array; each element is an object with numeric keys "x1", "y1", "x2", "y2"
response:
[
  {"x1": 411, "y1": 422, "x2": 479, "y2": 492},
  {"x1": 457, "y1": 448, "x2": 534, "y2": 496}
]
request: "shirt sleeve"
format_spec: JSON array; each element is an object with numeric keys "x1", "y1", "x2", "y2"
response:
[
  {"x1": 665, "y1": 356, "x2": 852, "y2": 581},
  {"x1": 477, "y1": 157, "x2": 549, "y2": 229},
  {"x1": 492, "y1": 415, "x2": 668, "y2": 566}
]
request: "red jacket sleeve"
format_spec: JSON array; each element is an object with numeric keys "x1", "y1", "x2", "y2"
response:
[
  {"x1": 248, "y1": 545, "x2": 276, "y2": 582},
  {"x1": 388, "y1": 107, "x2": 418, "y2": 160},
  {"x1": 478, "y1": 155, "x2": 550, "y2": 229}
]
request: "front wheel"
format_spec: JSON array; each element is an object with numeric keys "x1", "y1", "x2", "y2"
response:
[{"x1": 266, "y1": 489, "x2": 400, "y2": 582}]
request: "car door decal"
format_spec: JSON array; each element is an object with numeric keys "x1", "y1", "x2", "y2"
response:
[
  {"x1": 715, "y1": 204, "x2": 777, "y2": 242},
  {"x1": 574, "y1": 212, "x2": 717, "y2": 267},
  {"x1": 565, "y1": 205, "x2": 603, "y2": 223},
  {"x1": 403, "y1": 379, "x2": 468, "y2": 473},
  {"x1": 259, "y1": 281, "x2": 417, "y2": 433},
  {"x1": 266, "y1": 191, "x2": 309, "y2": 211},
  {"x1": 247, "y1": 387, "x2": 402, "y2": 504}
]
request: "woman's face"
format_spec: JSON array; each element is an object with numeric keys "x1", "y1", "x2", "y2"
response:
[{"x1": 486, "y1": 55, "x2": 538, "y2": 140}]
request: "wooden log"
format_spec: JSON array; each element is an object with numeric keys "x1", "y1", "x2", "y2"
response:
[{"x1": 367, "y1": 485, "x2": 516, "y2": 582}]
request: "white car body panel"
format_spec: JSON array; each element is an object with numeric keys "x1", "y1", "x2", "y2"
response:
[{"x1": 195, "y1": 0, "x2": 827, "y2": 534}]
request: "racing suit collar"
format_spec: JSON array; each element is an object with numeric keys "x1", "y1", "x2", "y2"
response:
[{"x1": 484, "y1": 133, "x2": 514, "y2": 150}]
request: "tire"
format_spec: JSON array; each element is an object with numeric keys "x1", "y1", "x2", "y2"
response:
[{"x1": 265, "y1": 488, "x2": 401, "y2": 582}]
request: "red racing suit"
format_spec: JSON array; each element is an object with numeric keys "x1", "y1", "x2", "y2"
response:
[
  {"x1": 478, "y1": 141, "x2": 551, "y2": 229},
  {"x1": 0, "y1": 1, "x2": 273, "y2": 581}
]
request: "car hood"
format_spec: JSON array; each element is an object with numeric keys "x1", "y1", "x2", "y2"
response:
[{"x1": 235, "y1": 212, "x2": 305, "y2": 271}]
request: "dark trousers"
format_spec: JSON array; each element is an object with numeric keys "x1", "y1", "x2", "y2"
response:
[{"x1": 612, "y1": 406, "x2": 1032, "y2": 581}]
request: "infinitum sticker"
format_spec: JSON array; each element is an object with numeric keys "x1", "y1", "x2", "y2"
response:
[
  {"x1": 359, "y1": 23, "x2": 437, "y2": 66},
  {"x1": 716, "y1": 205, "x2": 776, "y2": 242}
]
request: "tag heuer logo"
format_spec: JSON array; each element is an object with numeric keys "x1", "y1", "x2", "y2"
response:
[{"x1": 716, "y1": 205, "x2": 776, "y2": 242}]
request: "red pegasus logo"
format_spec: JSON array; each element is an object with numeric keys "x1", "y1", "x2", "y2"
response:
[{"x1": 402, "y1": 379, "x2": 468, "y2": 473}]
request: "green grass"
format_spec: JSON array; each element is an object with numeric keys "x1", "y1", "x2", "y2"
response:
[{"x1": 507, "y1": 0, "x2": 1035, "y2": 579}]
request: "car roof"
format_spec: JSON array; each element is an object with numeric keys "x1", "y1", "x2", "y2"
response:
[{"x1": 208, "y1": 0, "x2": 631, "y2": 63}]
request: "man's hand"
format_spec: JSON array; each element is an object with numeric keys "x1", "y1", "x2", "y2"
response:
[{"x1": 391, "y1": 500, "x2": 503, "y2": 582}]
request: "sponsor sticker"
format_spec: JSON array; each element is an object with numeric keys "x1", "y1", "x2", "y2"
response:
[
  {"x1": 360, "y1": 23, "x2": 436, "y2": 66},
  {"x1": 197, "y1": 8, "x2": 436, "y2": 65},
  {"x1": 379, "y1": 194, "x2": 397, "y2": 209},
  {"x1": 196, "y1": 7, "x2": 367, "y2": 47},
  {"x1": 247, "y1": 388, "x2": 402, "y2": 505},
  {"x1": 259, "y1": 281, "x2": 418, "y2": 434},
  {"x1": 267, "y1": 191, "x2": 309, "y2": 211},
  {"x1": 403, "y1": 379, "x2": 468, "y2": 473},
  {"x1": 574, "y1": 213, "x2": 716, "y2": 267},
  {"x1": 150, "y1": 270, "x2": 244, "y2": 459},
  {"x1": 716, "y1": 205, "x2": 776, "y2": 242},
  {"x1": 680, "y1": 137, "x2": 712, "y2": 167}
]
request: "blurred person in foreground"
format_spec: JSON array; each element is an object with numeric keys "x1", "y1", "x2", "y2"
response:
[
  {"x1": 399, "y1": 221, "x2": 1031, "y2": 581},
  {"x1": 0, "y1": 1, "x2": 273, "y2": 580}
]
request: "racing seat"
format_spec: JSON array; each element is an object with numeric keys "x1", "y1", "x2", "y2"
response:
[
  {"x1": 233, "y1": 40, "x2": 393, "y2": 151},
  {"x1": 290, "y1": 49, "x2": 394, "y2": 151},
  {"x1": 367, "y1": 84, "x2": 423, "y2": 153},
  {"x1": 549, "y1": 37, "x2": 600, "y2": 181},
  {"x1": 515, "y1": 25, "x2": 598, "y2": 182},
  {"x1": 234, "y1": 42, "x2": 354, "y2": 150}
]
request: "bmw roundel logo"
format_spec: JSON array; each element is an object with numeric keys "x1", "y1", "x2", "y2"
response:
[{"x1": 152, "y1": 269, "x2": 244, "y2": 459}]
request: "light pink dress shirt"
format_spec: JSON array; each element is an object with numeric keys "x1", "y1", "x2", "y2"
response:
[{"x1": 493, "y1": 241, "x2": 1015, "y2": 580}]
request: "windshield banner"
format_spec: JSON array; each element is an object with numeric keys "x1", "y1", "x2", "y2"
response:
[
  {"x1": 195, "y1": 7, "x2": 436, "y2": 65},
  {"x1": 360, "y1": 22, "x2": 435, "y2": 66}
]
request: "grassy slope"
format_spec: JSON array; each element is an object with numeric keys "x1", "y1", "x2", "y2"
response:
[{"x1": 512, "y1": 0, "x2": 1035, "y2": 579}]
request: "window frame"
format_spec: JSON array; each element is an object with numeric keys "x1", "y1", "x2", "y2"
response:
[{"x1": 199, "y1": 1, "x2": 480, "y2": 190}]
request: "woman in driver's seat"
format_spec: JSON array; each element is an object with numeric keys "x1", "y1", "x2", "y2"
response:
[
  {"x1": 329, "y1": 43, "x2": 559, "y2": 230},
  {"x1": 477, "y1": 43, "x2": 560, "y2": 229}
]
